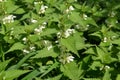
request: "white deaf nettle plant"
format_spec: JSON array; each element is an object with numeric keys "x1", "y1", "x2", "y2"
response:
[
  {"x1": 65, "y1": 6, "x2": 75, "y2": 13},
  {"x1": 83, "y1": 14, "x2": 88, "y2": 20},
  {"x1": 64, "y1": 29, "x2": 75, "y2": 38},
  {"x1": 23, "y1": 49, "x2": 30, "y2": 54},
  {"x1": 22, "y1": 37, "x2": 28, "y2": 44},
  {"x1": 30, "y1": 18, "x2": 38, "y2": 23},
  {"x1": 39, "y1": 4, "x2": 48, "y2": 14},
  {"x1": 44, "y1": 40, "x2": 53, "y2": 51},
  {"x1": 34, "y1": 22, "x2": 47, "y2": 34},
  {"x1": 23, "y1": 46, "x2": 36, "y2": 54},
  {"x1": 2, "y1": 15, "x2": 16, "y2": 24},
  {"x1": 103, "y1": 37, "x2": 107, "y2": 42},
  {"x1": 57, "y1": 29, "x2": 75, "y2": 38},
  {"x1": 59, "y1": 54, "x2": 74, "y2": 64}
]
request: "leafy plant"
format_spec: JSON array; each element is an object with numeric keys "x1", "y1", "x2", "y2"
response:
[{"x1": 0, "y1": 0, "x2": 120, "y2": 79}]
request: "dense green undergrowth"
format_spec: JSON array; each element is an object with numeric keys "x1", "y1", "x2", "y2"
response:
[{"x1": 1, "y1": 0, "x2": 120, "y2": 80}]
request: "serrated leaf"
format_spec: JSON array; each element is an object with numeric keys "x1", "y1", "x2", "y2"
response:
[
  {"x1": 6, "y1": 42, "x2": 25, "y2": 53},
  {"x1": 84, "y1": 47, "x2": 96, "y2": 55},
  {"x1": 0, "y1": 59, "x2": 12, "y2": 72},
  {"x1": 60, "y1": 36, "x2": 79, "y2": 57},
  {"x1": 73, "y1": 32, "x2": 85, "y2": 50},
  {"x1": 12, "y1": 26, "x2": 26, "y2": 35},
  {"x1": 86, "y1": 17, "x2": 98, "y2": 27},
  {"x1": 69, "y1": 12, "x2": 86, "y2": 27},
  {"x1": 5, "y1": 0, "x2": 19, "y2": 13},
  {"x1": 40, "y1": 28, "x2": 58, "y2": 36},
  {"x1": 90, "y1": 61, "x2": 103, "y2": 70},
  {"x1": 112, "y1": 38, "x2": 120, "y2": 45},
  {"x1": 28, "y1": 35, "x2": 39, "y2": 42},
  {"x1": 96, "y1": 47, "x2": 116, "y2": 64},
  {"x1": 32, "y1": 47, "x2": 59, "y2": 58},
  {"x1": 13, "y1": 8, "x2": 25, "y2": 14},
  {"x1": 60, "y1": 61, "x2": 83, "y2": 80}
]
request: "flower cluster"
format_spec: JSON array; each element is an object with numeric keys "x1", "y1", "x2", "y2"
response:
[
  {"x1": 57, "y1": 29, "x2": 75, "y2": 38},
  {"x1": 23, "y1": 45, "x2": 36, "y2": 54},
  {"x1": 64, "y1": 29, "x2": 75, "y2": 38},
  {"x1": 39, "y1": 4, "x2": 48, "y2": 14},
  {"x1": 44, "y1": 40, "x2": 53, "y2": 51},
  {"x1": 34, "y1": 22, "x2": 47, "y2": 34},
  {"x1": 65, "y1": 6, "x2": 75, "y2": 13},
  {"x1": 2, "y1": 15, "x2": 16, "y2": 24},
  {"x1": 59, "y1": 54, "x2": 74, "y2": 64}
]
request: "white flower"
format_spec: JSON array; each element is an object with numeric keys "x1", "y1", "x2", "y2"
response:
[
  {"x1": 64, "y1": 29, "x2": 75, "y2": 38},
  {"x1": 0, "y1": 0, "x2": 6, "y2": 2},
  {"x1": 59, "y1": 55, "x2": 74, "y2": 64},
  {"x1": 39, "y1": 4, "x2": 48, "y2": 14},
  {"x1": 65, "y1": 6, "x2": 74, "y2": 13},
  {"x1": 105, "y1": 65, "x2": 110, "y2": 70},
  {"x1": 69, "y1": 6, "x2": 75, "y2": 11},
  {"x1": 57, "y1": 32, "x2": 61, "y2": 38},
  {"x1": 29, "y1": 46, "x2": 36, "y2": 51},
  {"x1": 103, "y1": 37, "x2": 107, "y2": 42},
  {"x1": 31, "y1": 19, "x2": 37, "y2": 23},
  {"x1": 22, "y1": 37, "x2": 27, "y2": 42},
  {"x1": 44, "y1": 40, "x2": 52, "y2": 50},
  {"x1": 83, "y1": 14, "x2": 88, "y2": 20},
  {"x1": 42, "y1": 22, "x2": 47, "y2": 25},
  {"x1": 23, "y1": 49, "x2": 30, "y2": 54},
  {"x1": 34, "y1": 25, "x2": 46, "y2": 34},
  {"x1": 47, "y1": 45, "x2": 52, "y2": 51},
  {"x1": 66, "y1": 55, "x2": 74, "y2": 63},
  {"x1": 2, "y1": 15, "x2": 16, "y2": 24}
]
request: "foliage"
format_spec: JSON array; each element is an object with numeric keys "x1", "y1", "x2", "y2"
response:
[{"x1": 0, "y1": 0, "x2": 120, "y2": 79}]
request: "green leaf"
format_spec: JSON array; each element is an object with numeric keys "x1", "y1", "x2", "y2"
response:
[
  {"x1": 12, "y1": 26, "x2": 26, "y2": 35},
  {"x1": 96, "y1": 47, "x2": 116, "y2": 64},
  {"x1": 13, "y1": 8, "x2": 25, "y2": 14},
  {"x1": 48, "y1": 74, "x2": 62, "y2": 80},
  {"x1": 40, "y1": 62, "x2": 59, "y2": 78},
  {"x1": 40, "y1": 28, "x2": 58, "y2": 36},
  {"x1": 112, "y1": 38, "x2": 120, "y2": 45},
  {"x1": 28, "y1": 35, "x2": 39, "y2": 42},
  {"x1": 6, "y1": 42, "x2": 25, "y2": 53},
  {"x1": 83, "y1": 78, "x2": 101, "y2": 80},
  {"x1": 14, "y1": 52, "x2": 36, "y2": 69},
  {"x1": 84, "y1": 47, "x2": 96, "y2": 55},
  {"x1": 60, "y1": 61, "x2": 83, "y2": 80},
  {"x1": 5, "y1": 70, "x2": 29, "y2": 80},
  {"x1": 32, "y1": 47, "x2": 59, "y2": 58},
  {"x1": 0, "y1": 59, "x2": 12, "y2": 72},
  {"x1": 60, "y1": 36, "x2": 79, "y2": 57},
  {"x1": 116, "y1": 74, "x2": 120, "y2": 80},
  {"x1": 86, "y1": 17, "x2": 98, "y2": 27},
  {"x1": 103, "y1": 70, "x2": 111, "y2": 80},
  {"x1": 73, "y1": 32, "x2": 85, "y2": 50},
  {"x1": 23, "y1": 0, "x2": 34, "y2": 3},
  {"x1": 90, "y1": 61, "x2": 103, "y2": 70},
  {"x1": 5, "y1": 0, "x2": 19, "y2": 13},
  {"x1": 69, "y1": 12, "x2": 86, "y2": 27},
  {"x1": 22, "y1": 69, "x2": 42, "y2": 80}
]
